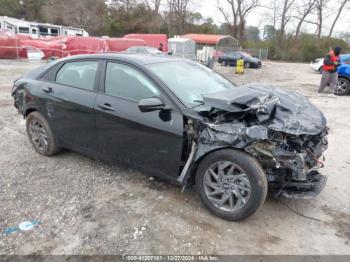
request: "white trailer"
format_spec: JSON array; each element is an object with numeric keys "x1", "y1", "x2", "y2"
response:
[{"x1": 0, "y1": 16, "x2": 89, "y2": 38}]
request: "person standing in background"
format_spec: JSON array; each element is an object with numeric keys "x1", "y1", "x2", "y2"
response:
[
  {"x1": 158, "y1": 43, "x2": 164, "y2": 52},
  {"x1": 318, "y1": 47, "x2": 342, "y2": 94}
]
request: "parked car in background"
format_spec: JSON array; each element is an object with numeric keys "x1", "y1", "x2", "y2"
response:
[
  {"x1": 311, "y1": 54, "x2": 350, "y2": 73},
  {"x1": 12, "y1": 54, "x2": 328, "y2": 221},
  {"x1": 25, "y1": 46, "x2": 44, "y2": 61},
  {"x1": 218, "y1": 51, "x2": 262, "y2": 68},
  {"x1": 335, "y1": 63, "x2": 350, "y2": 95},
  {"x1": 125, "y1": 46, "x2": 163, "y2": 55}
]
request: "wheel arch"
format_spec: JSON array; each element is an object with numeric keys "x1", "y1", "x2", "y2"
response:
[
  {"x1": 186, "y1": 146, "x2": 243, "y2": 185},
  {"x1": 23, "y1": 104, "x2": 46, "y2": 119},
  {"x1": 338, "y1": 74, "x2": 350, "y2": 81},
  {"x1": 24, "y1": 107, "x2": 38, "y2": 118}
]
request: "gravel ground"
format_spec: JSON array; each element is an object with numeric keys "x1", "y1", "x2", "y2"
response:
[{"x1": 0, "y1": 59, "x2": 349, "y2": 255}]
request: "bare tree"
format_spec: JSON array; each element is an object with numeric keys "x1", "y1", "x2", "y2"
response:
[
  {"x1": 166, "y1": 0, "x2": 191, "y2": 35},
  {"x1": 238, "y1": 0, "x2": 259, "y2": 41},
  {"x1": 278, "y1": 0, "x2": 296, "y2": 42},
  {"x1": 328, "y1": 0, "x2": 348, "y2": 37},
  {"x1": 143, "y1": 0, "x2": 163, "y2": 14},
  {"x1": 142, "y1": 0, "x2": 164, "y2": 32},
  {"x1": 314, "y1": 0, "x2": 326, "y2": 38},
  {"x1": 300, "y1": 0, "x2": 329, "y2": 38},
  {"x1": 218, "y1": 0, "x2": 239, "y2": 38},
  {"x1": 294, "y1": 0, "x2": 317, "y2": 38},
  {"x1": 42, "y1": 0, "x2": 108, "y2": 35},
  {"x1": 109, "y1": 0, "x2": 137, "y2": 11},
  {"x1": 217, "y1": 0, "x2": 259, "y2": 41}
]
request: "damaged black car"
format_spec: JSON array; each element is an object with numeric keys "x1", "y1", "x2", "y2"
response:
[{"x1": 12, "y1": 54, "x2": 328, "y2": 221}]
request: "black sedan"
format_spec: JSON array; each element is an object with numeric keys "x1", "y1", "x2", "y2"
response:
[
  {"x1": 12, "y1": 54, "x2": 328, "y2": 221},
  {"x1": 218, "y1": 51, "x2": 262, "y2": 68}
]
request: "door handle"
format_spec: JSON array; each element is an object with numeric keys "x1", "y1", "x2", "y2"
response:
[
  {"x1": 98, "y1": 103, "x2": 115, "y2": 111},
  {"x1": 42, "y1": 87, "x2": 53, "y2": 93}
]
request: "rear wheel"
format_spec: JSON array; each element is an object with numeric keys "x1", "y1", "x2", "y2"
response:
[
  {"x1": 244, "y1": 62, "x2": 250, "y2": 68},
  {"x1": 195, "y1": 149, "x2": 268, "y2": 221},
  {"x1": 335, "y1": 78, "x2": 350, "y2": 96},
  {"x1": 318, "y1": 67, "x2": 323, "y2": 73},
  {"x1": 26, "y1": 111, "x2": 60, "y2": 156}
]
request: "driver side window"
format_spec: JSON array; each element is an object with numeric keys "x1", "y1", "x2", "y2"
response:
[{"x1": 105, "y1": 62, "x2": 160, "y2": 101}]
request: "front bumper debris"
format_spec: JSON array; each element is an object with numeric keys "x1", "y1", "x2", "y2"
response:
[{"x1": 273, "y1": 171, "x2": 327, "y2": 199}]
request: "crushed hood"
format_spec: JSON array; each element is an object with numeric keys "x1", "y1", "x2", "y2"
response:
[{"x1": 202, "y1": 84, "x2": 327, "y2": 135}]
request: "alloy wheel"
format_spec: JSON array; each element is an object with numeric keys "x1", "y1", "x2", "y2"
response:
[
  {"x1": 335, "y1": 79, "x2": 348, "y2": 95},
  {"x1": 28, "y1": 119, "x2": 48, "y2": 153},
  {"x1": 203, "y1": 161, "x2": 251, "y2": 212}
]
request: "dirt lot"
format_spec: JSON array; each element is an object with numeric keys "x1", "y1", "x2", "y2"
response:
[{"x1": 0, "y1": 59, "x2": 349, "y2": 255}]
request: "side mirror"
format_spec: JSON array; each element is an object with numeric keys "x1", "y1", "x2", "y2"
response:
[{"x1": 138, "y1": 97, "x2": 166, "y2": 113}]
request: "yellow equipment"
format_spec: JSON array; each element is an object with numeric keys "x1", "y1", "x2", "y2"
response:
[{"x1": 235, "y1": 58, "x2": 244, "y2": 74}]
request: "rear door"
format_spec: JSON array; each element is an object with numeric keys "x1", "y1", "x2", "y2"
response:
[
  {"x1": 40, "y1": 60, "x2": 101, "y2": 152},
  {"x1": 94, "y1": 61, "x2": 184, "y2": 180}
]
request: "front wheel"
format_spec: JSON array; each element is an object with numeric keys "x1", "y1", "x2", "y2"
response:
[
  {"x1": 335, "y1": 78, "x2": 350, "y2": 96},
  {"x1": 195, "y1": 149, "x2": 267, "y2": 221},
  {"x1": 244, "y1": 62, "x2": 250, "y2": 68},
  {"x1": 26, "y1": 111, "x2": 60, "y2": 156}
]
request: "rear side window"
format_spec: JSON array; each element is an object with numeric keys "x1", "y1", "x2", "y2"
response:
[
  {"x1": 105, "y1": 62, "x2": 160, "y2": 101},
  {"x1": 56, "y1": 61, "x2": 99, "y2": 91}
]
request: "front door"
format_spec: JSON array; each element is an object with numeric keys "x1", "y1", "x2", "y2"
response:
[{"x1": 94, "y1": 61, "x2": 184, "y2": 180}]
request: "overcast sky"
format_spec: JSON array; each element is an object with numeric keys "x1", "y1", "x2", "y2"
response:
[{"x1": 193, "y1": 0, "x2": 349, "y2": 37}]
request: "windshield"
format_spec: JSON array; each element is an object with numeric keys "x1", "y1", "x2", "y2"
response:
[{"x1": 148, "y1": 61, "x2": 236, "y2": 108}]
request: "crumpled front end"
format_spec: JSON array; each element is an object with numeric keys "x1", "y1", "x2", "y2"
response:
[
  {"x1": 191, "y1": 84, "x2": 329, "y2": 199},
  {"x1": 244, "y1": 129, "x2": 328, "y2": 199}
]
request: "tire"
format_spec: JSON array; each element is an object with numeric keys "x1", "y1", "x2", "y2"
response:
[
  {"x1": 318, "y1": 67, "x2": 323, "y2": 74},
  {"x1": 195, "y1": 149, "x2": 268, "y2": 221},
  {"x1": 26, "y1": 111, "x2": 60, "y2": 156},
  {"x1": 335, "y1": 78, "x2": 350, "y2": 96},
  {"x1": 220, "y1": 60, "x2": 225, "y2": 66},
  {"x1": 244, "y1": 62, "x2": 250, "y2": 68}
]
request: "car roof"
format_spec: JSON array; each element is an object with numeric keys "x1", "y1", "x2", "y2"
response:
[
  {"x1": 341, "y1": 54, "x2": 350, "y2": 59},
  {"x1": 55, "y1": 53, "x2": 187, "y2": 66}
]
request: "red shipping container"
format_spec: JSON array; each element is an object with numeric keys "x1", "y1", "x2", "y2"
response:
[
  {"x1": 105, "y1": 38, "x2": 146, "y2": 52},
  {"x1": 20, "y1": 39, "x2": 64, "y2": 59},
  {"x1": 123, "y1": 34, "x2": 168, "y2": 52},
  {"x1": 63, "y1": 36, "x2": 109, "y2": 56},
  {"x1": 0, "y1": 30, "x2": 22, "y2": 59}
]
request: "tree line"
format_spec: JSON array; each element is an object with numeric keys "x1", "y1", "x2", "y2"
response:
[{"x1": 0, "y1": 0, "x2": 349, "y2": 61}]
